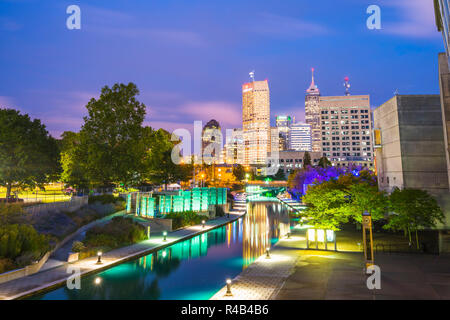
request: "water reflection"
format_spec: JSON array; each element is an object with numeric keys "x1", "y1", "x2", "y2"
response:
[{"x1": 31, "y1": 202, "x2": 289, "y2": 300}]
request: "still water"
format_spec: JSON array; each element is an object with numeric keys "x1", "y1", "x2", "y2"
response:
[{"x1": 31, "y1": 202, "x2": 290, "y2": 300}]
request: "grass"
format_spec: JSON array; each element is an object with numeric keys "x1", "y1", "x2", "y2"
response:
[{"x1": 0, "y1": 183, "x2": 71, "y2": 203}]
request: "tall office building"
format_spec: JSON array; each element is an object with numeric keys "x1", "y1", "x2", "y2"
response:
[
  {"x1": 242, "y1": 78, "x2": 271, "y2": 165},
  {"x1": 202, "y1": 119, "x2": 222, "y2": 164},
  {"x1": 275, "y1": 115, "x2": 293, "y2": 151},
  {"x1": 224, "y1": 128, "x2": 244, "y2": 164},
  {"x1": 289, "y1": 123, "x2": 312, "y2": 151},
  {"x1": 319, "y1": 93, "x2": 374, "y2": 168},
  {"x1": 305, "y1": 68, "x2": 321, "y2": 153}
]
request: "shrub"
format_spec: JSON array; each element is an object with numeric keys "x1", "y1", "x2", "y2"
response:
[
  {"x1": 88, "y1": 194, "x2": 125, "y2": 205},
  {"x1": 0, "y1": 258, "x2": 16, "y2": 273},
  {"x1": 0, "y1": 224, "x2": 49, "y2": 262},
  {"x1": 0, "y1": 203, "x2": 25, "y2": 224},
  {"x1": 71, "y1": 241, "x2": 85, "y2": 252},
  {"x1": 165, "y1": 211, "x2": 208, "y2": 230},
  {"x1": 84, "y1": 216, "x2": 146, "y2": 249}
]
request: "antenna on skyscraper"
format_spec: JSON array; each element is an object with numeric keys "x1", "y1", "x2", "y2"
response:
[
  {"x1": 344, "y1": 76, "x2": 351, "y2": 96},
  {"x1": 249, "y1": 70, "x2": 255, "y2": 81}
]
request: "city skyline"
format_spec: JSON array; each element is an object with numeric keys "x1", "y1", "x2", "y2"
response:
[{"x1": 0, "y1": 0, "x2": 444, "y2": 138}]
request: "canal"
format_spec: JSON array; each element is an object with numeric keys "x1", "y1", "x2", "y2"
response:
[{"x1": 30, "y1": 201, "x2": 290, "y2": 300}]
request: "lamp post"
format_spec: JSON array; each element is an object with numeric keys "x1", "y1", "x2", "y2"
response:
[
  {"x1": 362, "y1": 211, "x2": 374, "y2": 272},
  {"x1": 96, "y1": 251, "x2": 103, "y2": 264},
  {"x1": 225, "y1": 279, "x2": 233, "y2": 296},
  {"x1": 163, "y1": 231, "x2": 167, "y2": 241},
  {"x1": 202, "y1": 220, "x2": 206, "y2": 228},
  {"x1": 266, "y1": 247, "x2": 271, "y2": 259}
]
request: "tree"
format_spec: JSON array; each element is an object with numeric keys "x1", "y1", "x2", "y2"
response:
[
  {"x1": 274, "y1": 168, "x2": 286, "y2": 181},
  {"x1": 0, "y1": 108, "x2": 60, "y2": 198},
  {"x1": 77, "y1": 83, "x2": 147, "y2": 187},
  {"x1": 143, "y1": 128, "x2": 190, "y2": 189},
  {"x1": 385, "y1": 188, "x2": 445, "y2": 249},
  {"x1": 317, "y1": 156, "x2": 331, "y2": 168},
  {"x1": 302, "y1": 172, "x2": 388, "y2": 230},
  {"x1": 232, "y1": 164, "x2": 246, "y2": 181},
  {"x1": 60, "y1": 131, "x2": 89, "y2": 189},
  {"x1": 303, "y1": 151, "x2": 312, "y2": 167}
]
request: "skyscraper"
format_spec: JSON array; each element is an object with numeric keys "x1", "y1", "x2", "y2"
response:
[
  {"x1": 275, "y1": 115, "x2": 293, "y2": 151},
  {"x1": 202, "y1": 119, "x2": 222, "y2": 164},
  {"x1": 289, "y1": 123, "x2": 312, "y2": 151},
  {"x1": 319, "y1": 93, "x2": 374, "y2": 168},
  {"x1": 224, "y1": 128, "x2": 244, "y2": 164},
  {"x1": 305, "y1": 68, "x2": 321, "y2": 153},
  {"x1": 242, "y1": 78, "x2": 270, "y2": 165}
]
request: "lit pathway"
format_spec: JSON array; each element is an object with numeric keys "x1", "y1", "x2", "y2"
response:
[
  {"x1": 0, "y1": 199, "x2": 247, "y2": 300},
  {"x1": 211, "y1": 228, "x2": 450, "y2": 300}
]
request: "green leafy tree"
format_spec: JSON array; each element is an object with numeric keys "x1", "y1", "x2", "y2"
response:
[
  {"x1": 77, "y1": 83, "x2": 147, "y2": 187},
  {"x1": 143, "y1": 128, "x2": 190, "y2": 189},
  {"x1": 0, "y1": 108, "x2": 60, "y2": 198},
  {"x1": 302, "y1": 173, "x2": 388, "y2": 230},
  {"x1": 317, "y1": 156, "x2": 332, "y2": 168},
  {"x1": 274, "y1": 168, "x2": 286, "y2": 181},
  {"x1": 303, "y1": 151, "x2": 312, "y2": 167},
  {"x1": 232, "y1": 164, "x2": 246, "y2": 181},
  {"x1": 385, "y1": 188, "x2": 445, "y2": 249},
  {"x1": 60, "y1": 131, "x2": 89, "y2": 189}
]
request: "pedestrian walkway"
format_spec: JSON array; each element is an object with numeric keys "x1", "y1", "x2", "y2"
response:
[
  {"x1": 212, "y1": 228, "x2": 450, "y2": 300},
  {"x1": 0, "y1": 199, "x2": 247, "y2": 300}
]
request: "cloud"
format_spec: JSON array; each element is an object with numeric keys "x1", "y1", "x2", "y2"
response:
[
  {"x1": 251, "y1": 13, "x2": 329, "y2": 38},
  {"x1": 380, "y1": 0, "x2": 440, "y2": 38}
]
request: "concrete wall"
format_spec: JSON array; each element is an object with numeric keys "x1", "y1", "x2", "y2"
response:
[
  {"x1": 439, "y1": 53, "x2": 450, "y2": 191},
  {"x1": 397, "y1": 95, "x2": 449, "y2": 193},
  {"x1": 373, "y1": 96, "x2": 404, "y2": 191}
]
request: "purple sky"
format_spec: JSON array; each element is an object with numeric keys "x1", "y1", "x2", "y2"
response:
[{"x1": 0, "y1": 0, "x2": 445, "y2": 138}]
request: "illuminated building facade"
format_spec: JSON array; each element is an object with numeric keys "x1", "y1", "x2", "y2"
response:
[
  {"x1": 305, "y1": 68, "x2": 321, "y2": 153},
  {"x1": 224, "y1": 128, "x2": 244, "y2": 164},
  {"x1": 275, "y1": 115, "x2": 293, "y2": 151},
  {"x1": 242, "y1": 80, "x2": 271, "y2": 165},
  {"x1": 289, "y1": 122, "x2": 312, "y2": 151},
  {"x1": 319, "y1": 94, "x2": 374, "y2": 168},
  {"x1": 202, "y1": 119, "x2": 222, "y2": 164}
]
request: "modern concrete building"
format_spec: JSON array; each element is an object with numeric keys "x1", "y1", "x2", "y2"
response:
[
  {"x1": 289, "y1": 122, "x2": 312, "y2": 151},
  {"x1": 242, "y1": 79, "x2": 271, "y2": 165},
  {"x1": 267, "y1": 150, "x2": 321, "y2": 176},
  {"x1": 435, "y1": 0, "x2": 450, "y2": 68},
  {"x1": 374, "y1": 95, "x2": 448, "y2": 193},
  {"x1": 305, "y1": 68, "x2": 321, "y2": 153},
  {"x1": 319, "y1": 94, "x2": 374, "y2": 168}
]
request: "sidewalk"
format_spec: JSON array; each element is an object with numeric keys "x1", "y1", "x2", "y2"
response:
[
  {"x1": 211, "y1": 228, "x2": 450, "y2": 300},
  {"x1": 0, "y1": 200, "x2": 247, "y2": 300}
]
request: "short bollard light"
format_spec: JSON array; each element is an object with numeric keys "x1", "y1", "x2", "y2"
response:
[
  {"x1": 225, "y1": 279, "x2": 233, "y2": 296},
  {"x1": 287, "y1": 232, "x2": 291, "y2": 239},
  {"x1": 163, "y1": 231, "x2": 167, "y2": 241},
  {"x1": 94, "y1": 277, "x2": 101, "y2": 285},
  {"x1": 96, "y1": 251, "x2": 103, "y2": 264},
  {"x1": 266, "y1": 247, "x2": 271, "y2": 259},
  {"x1": 202, "y1": 220, "x2": 206, "y2": 228}
]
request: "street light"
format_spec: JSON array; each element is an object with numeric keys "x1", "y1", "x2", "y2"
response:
[
  {"x1": 96, "y1": 251, "x2": 103, "y2": 264},
  {"x1": 163, "y1": 231, "x2": 167, "y2": 241},
  {"x1": 94, "y1": 277, "x2": 101, "y2": 285},
  {"x1": 202, "y1": 220, "x2": 206, "y2": 228},
  {"x1": 266, "y1": 247, "x2": 271, "y2": 259},
  {"x1": 225, "y1": 279, "x2": 233, "y2": 296}
]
